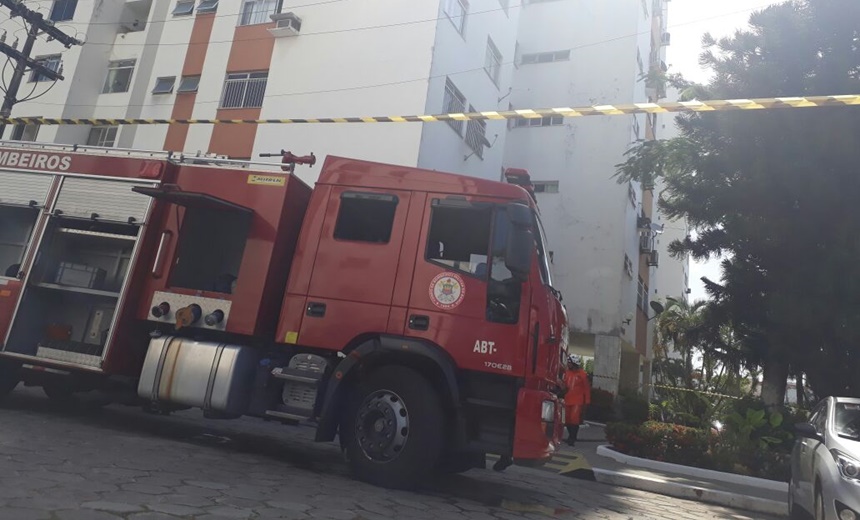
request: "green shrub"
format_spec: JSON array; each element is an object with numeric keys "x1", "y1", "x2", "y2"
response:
[
  {"x1": 618, "y1": 391, "x2": 650, "y2": 424},
  {"x1": 586, "y1": 388, "x2": 615, "y2": 423},
  {"x1": 648, "y1": 402, "x2": 661, "y2": 421}
]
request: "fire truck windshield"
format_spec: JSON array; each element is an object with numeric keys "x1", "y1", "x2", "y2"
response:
[{"x1": 533, "y1": 212, "x2": 555, "y2": 290}]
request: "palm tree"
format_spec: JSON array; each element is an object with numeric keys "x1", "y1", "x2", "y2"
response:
[{"x1": 655, "y1": 297, "x2": 707, "y2": 388}]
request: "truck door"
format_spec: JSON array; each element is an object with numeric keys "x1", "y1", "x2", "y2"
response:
[
  {"x1": 0, "y1": 171, "x2": 55, "y2": 346},
  {"x1": 298, "y1": 187, "x2": 411, "y2": 350},
  {"x1": 405, "y1": 198, "x2": 529, "y2": 376}
]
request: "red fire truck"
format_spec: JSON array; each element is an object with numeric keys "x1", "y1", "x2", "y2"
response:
[{"x1": 0, "y1": 142, "x2": 567, "y2": 489}]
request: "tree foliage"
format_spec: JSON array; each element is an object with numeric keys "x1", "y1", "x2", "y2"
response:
[{"x1": 617, "y1": 0, "x2": 860, "y2": 405}]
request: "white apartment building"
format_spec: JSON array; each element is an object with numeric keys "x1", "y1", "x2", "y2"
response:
[
  {"x1": 2, "y1": 0, "x2": 688, "y2": 396},
  {"x1": 504, "y1": 0, "x2": 682, "y2": 396},
  {"x1": 2, "y1": 0, "x2": 520, "y2": 185}
]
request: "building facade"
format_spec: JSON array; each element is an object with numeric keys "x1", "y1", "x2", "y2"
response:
[
  {"x1": 503, "y1": 0, "x2": 681, "y2": 396},
  {"x1": 3, "y1": 0, "x2": 519, "y2": 185},
  {"x1": 3, "y1": 0, "x2": 688, "y2": 396}
]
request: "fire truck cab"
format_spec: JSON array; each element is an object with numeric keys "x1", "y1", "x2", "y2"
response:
[{"x1": 0, "y1": 142, "x2": 566, "y2": 489}]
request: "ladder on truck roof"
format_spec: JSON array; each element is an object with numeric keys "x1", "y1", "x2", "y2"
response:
[{"x1": 0, "y1": 140, "x2": 291, "y2": 172}]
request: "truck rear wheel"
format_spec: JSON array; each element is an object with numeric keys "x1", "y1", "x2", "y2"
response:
[
  {"x1": 0, "y1": 360, "x2": 20, "y2": 400},
  {"x1": 342, "y1": 366, "x2": 445, "y2": 490}
]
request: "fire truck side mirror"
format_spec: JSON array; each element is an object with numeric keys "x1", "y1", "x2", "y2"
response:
[{"x1": 505, "y1": 203, "x2": 533, "y2": 283}]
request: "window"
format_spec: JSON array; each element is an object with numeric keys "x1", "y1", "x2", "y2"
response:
[
  {"x1": 812, "y1": 401, "x2": 829, "y2": 435},
  {"x1": 102, "y1": 60, "x2": 136, "y2": 94},
  {"x1": 633, "y1": 114, "x2": 641, "y2": 140},
  {"x1": 172, "y1": 0, "x2": 194, "y2": 16},
  {"x1": 177, "y1": 75, "x2": 201, "y2": 93},
  {"x1": 513, "y1": 115, "x2": 563, "y2": 128},
  {"x1": 427, "y1": 202, "x2": 491, "y2": 278},
  {"x1": 623, "y1": 254, "x2": 634, "y2": 278},
  {"x1": 197, "y1": 0, "x2": 219, "y2": 13},
  {"x1": 50, "y1": 0, "x2": 78, "y2": 22},
  {"x1": 532, "y1": 181, "x2": 559, "y2": 193},
  {"x1": 333, "y1": 192, "x2": 398, "y2": 243},
  {"x1": 464, "y1": 105, "x2": 487, "y2": 159},
  {"x1": 641, "y1": 0, "x2": 649, "y2": 17},
  {"x1": 484, "y1": 37, "x2": 502, "y2": 87},
  {"x1": 637, "y1": 276, "x2": 648, "y2": 311},
  {"x1": 239, "y1": 0, "x2": 282, "y2": 26},
  {"x1": 152, "y1": 76, "x2": 176, "y2": 95},
  {"x1": 29, "y1": 55, "x2": 61, "y2": 83},
  {"x1": 170, "y1": 207, "x2": 252, "y2": 294},
  {"x1": 835, "y1": 403, "x2": 860, "y2": 440},
  {"x1": 220, "y1": 72, "x2": 268, "y2": 109},
  {"x1": 637, "y1": 48, "x2": 644, "y2": 74},
  {"x1": 87, "y1": 126, "x2": 118, "y2": 147},
  {"x1": 628, "y1": 182, "x2": 637, "y2": 208},
  {"x1": 520, "y1": 50, "x2": 570, "y2": 65},
  {"x1": 442, "y1": 78, "x2": 466, "y2": 135},
  {"x1": 498, "y1": 0, "x2": 509, "y2": 15},
  {"x1": 442, "y1": 0, "x2": 468, "y2": 35},
  {"x1": 533, "y1": 212, "x2": 553, "y2": 286},
  {"x1": 11, "y1": 123, "x2": 39, "y2": 142},
  {"x1": 0, "y1": 206, "x2": 39, "y2": 279},
  {"x1": 487, "y1": 208, "x2": 522, "y2": 324}
]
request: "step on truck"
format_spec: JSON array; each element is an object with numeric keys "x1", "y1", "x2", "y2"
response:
[{"x1": 0, "y1": 141, "x2": 567, "y2": 489}]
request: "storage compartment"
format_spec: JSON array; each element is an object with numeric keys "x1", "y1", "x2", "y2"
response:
[
  {"x1": 0, "y1": 204, "x2": 40, "y2": 278},
  {"x1": 4, "y1": 216, "x2": 140, "y2": 366},
  {"x1": 138, "y1": 336, "x2": 258, "y2": 416}
]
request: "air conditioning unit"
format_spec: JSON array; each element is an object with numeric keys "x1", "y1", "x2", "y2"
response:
[
  {"x1": 269, "y1": 12, "x2": 302, "y2": 37},
  {"x1": 647, "y1": 250, "x2": 659, "y2": 267},
  {"x1": 661, "y1": 32, "x2": 671, "y2": 46},
  {"x1": 639, "y1": 233, "x2": 654, "y2": 253}
]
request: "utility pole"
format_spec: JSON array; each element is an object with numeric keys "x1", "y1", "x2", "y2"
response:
[{"x1": 0, "y1": 0, "x2": 81, "y2": 138}]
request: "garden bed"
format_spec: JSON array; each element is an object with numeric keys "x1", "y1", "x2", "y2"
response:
[{"x1": 604, "y1": 420, "x2": 791, "y2": 482}]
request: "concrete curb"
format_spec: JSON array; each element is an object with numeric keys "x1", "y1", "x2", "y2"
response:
[
  {"x1": 596, "y1": 445, "x2": 789, "y2": 493},
  {"x1": 593, "y1": 468, "x2": 789, "y2": 517}
]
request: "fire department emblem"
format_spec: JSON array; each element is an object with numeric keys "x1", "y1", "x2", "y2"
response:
[{"x1": 430, "y1": 272, "x2": 465, "y2": 310}]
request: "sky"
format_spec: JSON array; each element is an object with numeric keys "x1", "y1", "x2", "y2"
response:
[{"x1": 666, "y1": 0, "x2": 783, "y2": 301}]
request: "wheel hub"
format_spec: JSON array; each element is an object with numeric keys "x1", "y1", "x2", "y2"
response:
[{"x1": 356, "y1": 390, "x2": 409, "y2": 462}]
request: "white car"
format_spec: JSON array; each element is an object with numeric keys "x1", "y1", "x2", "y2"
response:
[{"x1": 790, "y1": 397, "x2": 860, "y2": 520}]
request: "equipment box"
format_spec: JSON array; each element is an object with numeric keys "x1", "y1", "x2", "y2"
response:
[{"x1": 54, "y1": 262, "x2": 107, "y2": 289}]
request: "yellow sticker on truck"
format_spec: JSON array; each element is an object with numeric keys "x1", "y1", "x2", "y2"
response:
[{"x1": 248, "y1": 174, "x2": 286, "y2": 186}]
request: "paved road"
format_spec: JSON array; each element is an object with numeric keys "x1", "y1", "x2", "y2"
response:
[{"x1": 0, "y1": 387, "x2": 780, "y2": 520}]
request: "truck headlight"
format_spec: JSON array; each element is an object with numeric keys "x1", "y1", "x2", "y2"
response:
[
  {"x1": 541, "y1": 400, "x2": 555, "y2": 422},
  {"x1": 831, "y1": 449, "x2": 860, "y2": 480}
]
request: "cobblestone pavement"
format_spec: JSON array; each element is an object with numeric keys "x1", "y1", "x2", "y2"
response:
[{"x1": 0, "y1": 387, "x2": 781, "y2": 520}]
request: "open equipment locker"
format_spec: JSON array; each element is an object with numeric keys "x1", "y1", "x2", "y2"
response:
[{"x1": 3, "y1": 174, "x2": 158, "y2": 370}]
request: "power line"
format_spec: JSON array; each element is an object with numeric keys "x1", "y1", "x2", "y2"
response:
[
  {"x1": 0, "y1": 0, "x2": 81, "y2": 137},
  {"x1": 11, "y1": 2, "x2": 779, "y2": 111}
]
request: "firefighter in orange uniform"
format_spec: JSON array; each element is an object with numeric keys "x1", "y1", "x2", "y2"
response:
[{"x1": 563, "y1": 356, "x2": 591, "y2": 447}]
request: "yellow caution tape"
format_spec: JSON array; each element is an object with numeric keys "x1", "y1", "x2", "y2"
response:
[
  {"x1": 652, "y1": 384, "x2": 742, "y2": 400},
  {"x1": 1, "y1": 95, "x2": 857, "y2": 126}
]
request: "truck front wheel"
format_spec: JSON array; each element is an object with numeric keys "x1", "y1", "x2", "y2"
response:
[{"x1": 342, "y1": 366, "x2": 444, "y2": 489}]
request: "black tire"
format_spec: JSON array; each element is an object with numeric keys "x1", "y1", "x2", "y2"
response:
[
  {"x1": 0, "y1": 361, "x2": 20, "y2": 400},
  {"x1": 342, "y1": 366, "x2": 445, "y2": 490}
]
